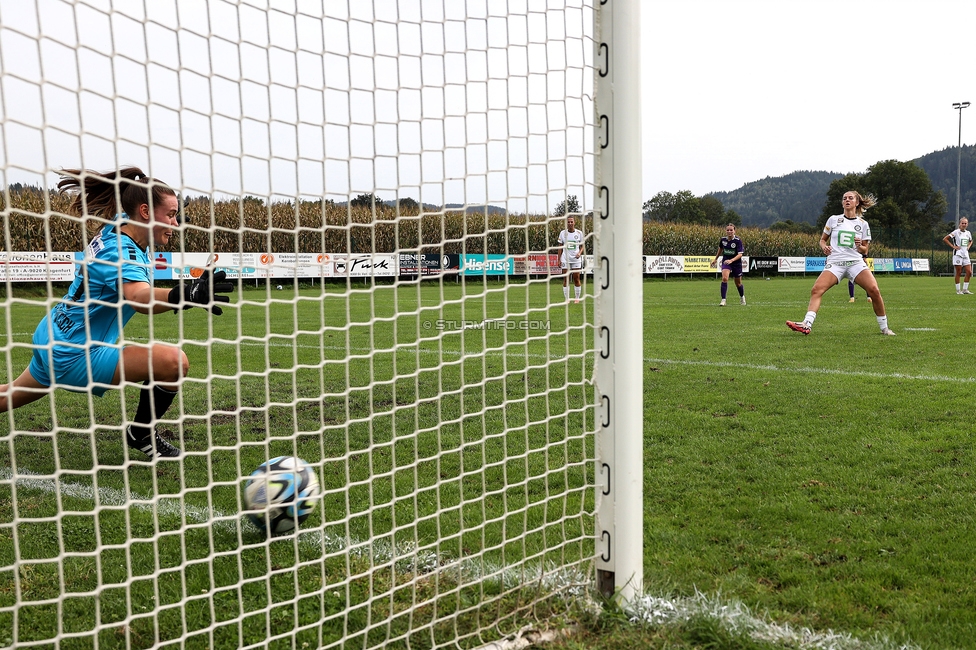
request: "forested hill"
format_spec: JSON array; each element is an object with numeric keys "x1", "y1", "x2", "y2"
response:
[
  {"x1": 707, "y1": 145, "x2": 976, "y2": 228},
  {"x1": 707, "y1": 171, "x2": 843, "y2": 228},
  {"x1": 912, "y1": 144, "x2": 976, "y2": 221}
]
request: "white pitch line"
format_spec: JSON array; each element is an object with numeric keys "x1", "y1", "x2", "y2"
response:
[
  {"x1": 628, "y1": 592, "x2": 919, "y2": 650},
  {"x1": 0, "y1": 466, "x2": 433, "y2": 568},
  {"x1": 645, "y1": 357, "x2": 976, "y2": 384},
  {"x1": 1, "y1": 468, "x2": 915, "y2": 650},
  {"x1": 5, "y1": 334, "x2": 965, "y2": 384},
  {"x1": 10, "y1": 334, "x2": 965, "y2": 384},
  {"x1": 0, "y1": 466, "x2": 584, "y2": 597}
]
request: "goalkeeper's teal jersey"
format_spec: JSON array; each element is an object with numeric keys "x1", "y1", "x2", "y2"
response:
[{"x1": 33, "y1": 220, "x2": 152, "y2": 348}]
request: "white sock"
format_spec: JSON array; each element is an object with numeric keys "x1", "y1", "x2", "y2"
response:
[
  {"x1": 563, "y1": 286, "x2": 569, "y2": 299},
  {"x1": 804, "y1": 311, "x2": 817, "y2": 327},
  {"x1": 957, "y1": 283, "x2": 961, "y2": 292},
  {"x1": 877, "y1": 315, "x2": 888, "y2": 331},
  {"x1": 574, "y1": 286, "x2": 581, "y2": 299},
  {"x1": 966, "y1": 282, "x2": 970, "y2": 291}
]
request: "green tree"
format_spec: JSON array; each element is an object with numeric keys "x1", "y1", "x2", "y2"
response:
[
  {"x1": 351, "y1": 192, "x2": 379, "y2": 208},
  {"x1": 643, "y1": 191, "x2": 676, "y2": 221},
  {"x1": 397, "y1": 197, "x2": 419, "y2": 213},
  {"x1": 819, "y1": 161, "x2": 947, "y2": 242},
  {"x1": 642, "y1": 190, "x2": 707, "y2": 224},
  {"x1": 699, "y1": 196, "x2": 741, "y2": 226},
  {"x1": 913, "y1": 144, "x2": 976, "y2": 223},
  {"x1": 710, "y1": 170, "x2": 844, "y2": 227},
  {"x1": 672, "y1": 190, "x2": 706, "y2": 224},
  {"x1": 769, "y1": 219, "x2": 817, "y2": 234},
  {"x1": 644, "y1": 191, "x2": 731, "y2": 225},
  {"x1": 700, "y1": 195, "x2": 726, "y2": 225},
  {"x1": 552, "y1": 194, "x2": 581, "y2": 217}
]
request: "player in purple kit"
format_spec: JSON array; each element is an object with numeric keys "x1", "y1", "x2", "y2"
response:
[
  {"x1": 848, "y1": 247, "x2": 872, "y2": 303},
  {"x1": 710, "y1": 223, "x2": 745, "y2": 306}
]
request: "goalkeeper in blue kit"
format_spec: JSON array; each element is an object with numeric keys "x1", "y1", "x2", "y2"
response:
[{"x1": 0, "y1": 167, "x2": 233, "y2": 459}]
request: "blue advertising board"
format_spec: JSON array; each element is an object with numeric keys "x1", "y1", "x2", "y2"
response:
[
  {"x1": 894, "y1": 258, "x2": 913, "y2": 272},
  {"x1": 461, "y1": 254, "x2": 513, "y2": 276},
  {"x1": 874, "y1": 258, "x2": 895, "y2": 272},
  {"x1": 805, "y1": 257, "x2": 826, "y2": 273}
]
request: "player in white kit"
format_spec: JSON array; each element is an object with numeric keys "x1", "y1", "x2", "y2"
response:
[
  {"x1": 787, "y1": 191, "x2": 895, "y2": 336},
  {"x1": 557, "y1": 216, "x2": 584, "y2": 303},
  {"x1": 943, "y1": 217, "x2": 973, "y2": 294}
]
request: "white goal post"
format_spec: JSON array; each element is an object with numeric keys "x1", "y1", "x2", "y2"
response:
[
  {"x1": 594, "y1": 0, "x2": 643, "y2": 603},
  {"x1": 0, "y1": 1, "x2": 642, "y2": 648}
]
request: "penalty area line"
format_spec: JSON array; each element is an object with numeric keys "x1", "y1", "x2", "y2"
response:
[
  {"x1": 628, "y1": 592, "x2": 918, "y2": 650},
  {"x1": 645, "y1": 357, "x2": 974, "y2": 384},
  {"x1": 1, "y1": 467, "x2": 909, "y2": 650},
  {"x1": 0, "y1": 466, "x2": 588, "y2": 602}
]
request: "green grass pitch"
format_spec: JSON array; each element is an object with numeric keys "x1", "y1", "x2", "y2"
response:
[
  {"x1": 3, "y1": 273, "x2": 976, "y2": 649},
  {"x1": 0, "y1": 278, "x2": 595, "y2": 649},
  {"x1": 644, "y1": 273, "x2": 976, "y2": 649}
]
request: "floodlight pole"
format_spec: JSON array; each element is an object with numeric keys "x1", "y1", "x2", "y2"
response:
[{"x1": 953, "y1": 102, "x2": 971, "y2": 227}]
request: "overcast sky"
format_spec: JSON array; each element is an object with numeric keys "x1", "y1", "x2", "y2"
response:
[
  {"x1": 644, "y1": 0, "x2": 976, "y2": 197},
  {"x1": 0, "y1": 0, "x2": 595, "y2": 213},
  {"x1": 1, "y1": 0, "x2": 973, "y2": 214}
]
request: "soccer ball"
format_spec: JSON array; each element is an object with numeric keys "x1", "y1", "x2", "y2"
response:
[{"x1": 243, "y1": 456, "x2": 320, "y2": 534}]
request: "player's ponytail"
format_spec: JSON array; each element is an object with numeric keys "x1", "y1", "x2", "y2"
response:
[
  {"x1": 852, "y1": 191, "x2": 877, "y2": 216},
  {"x1": 58, "y1": 167, "x2": 175, "y2": 220}
]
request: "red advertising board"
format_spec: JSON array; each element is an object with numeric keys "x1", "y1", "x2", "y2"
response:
[{"x1": 513, "y1": 254, "x2": 560, "y2": 275}]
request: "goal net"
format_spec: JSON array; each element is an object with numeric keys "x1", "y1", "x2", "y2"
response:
[{"x1": 0, "y1": 1, "x2": 610, "y2": 648}]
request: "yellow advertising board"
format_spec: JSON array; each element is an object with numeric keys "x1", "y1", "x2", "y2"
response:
[{"x1": 682, "y1": 256, "x2": 714, "y2": 273}]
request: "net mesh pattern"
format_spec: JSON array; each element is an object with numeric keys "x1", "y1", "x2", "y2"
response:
[{"x1": 0, "y1": 2, "x2": 598, "y2": 648}]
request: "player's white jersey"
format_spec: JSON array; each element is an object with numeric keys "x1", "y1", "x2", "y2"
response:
[
  {"x1": 823, "y1": 215, "x2": 871, "y2": 263},
  {"x1": 558, "y1": 229, "x2": 584, "y2": 266},
  {"x1": 948, "y1": 229, "x2": 972, "y2": 261}
]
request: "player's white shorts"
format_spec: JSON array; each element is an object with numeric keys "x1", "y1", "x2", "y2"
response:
[
  {"x1": 823, "y1": 259, "x2": 870, "y2": 282},
  {"x1": 953, "y1": 253, "x2": 971, "y2": 267},
  {"x1": 561, "y1": 261, "x2": 583, "y2": 271}
]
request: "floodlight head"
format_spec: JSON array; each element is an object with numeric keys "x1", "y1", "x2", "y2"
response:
[{"x1": 953, "y1": 102, "x2": 971, "y2": 109}]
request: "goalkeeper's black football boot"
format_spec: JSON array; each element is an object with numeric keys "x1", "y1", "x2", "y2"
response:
[{"x1": 126, "y1": 426, "x2": 182, "y2": 460}]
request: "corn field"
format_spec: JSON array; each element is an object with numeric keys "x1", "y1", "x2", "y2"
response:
[
  {"x1": 642, "y1": 222, "x2": 825, "y2": 257},
  {"x1": 1, "y1": 188, "x2": 577, "y2": 256},
  {"x1": 0, "y1": 188, "x2": 943, "y2": 266}
]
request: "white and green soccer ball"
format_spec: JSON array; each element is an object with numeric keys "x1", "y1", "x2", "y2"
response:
[{"x1": 243, "y1": 456, "x2": 320, "y2": 534}]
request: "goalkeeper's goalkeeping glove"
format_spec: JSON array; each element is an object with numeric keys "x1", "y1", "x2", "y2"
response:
[{"x1": 168, "y1": 269, "x2": 234, "y2": 315}]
